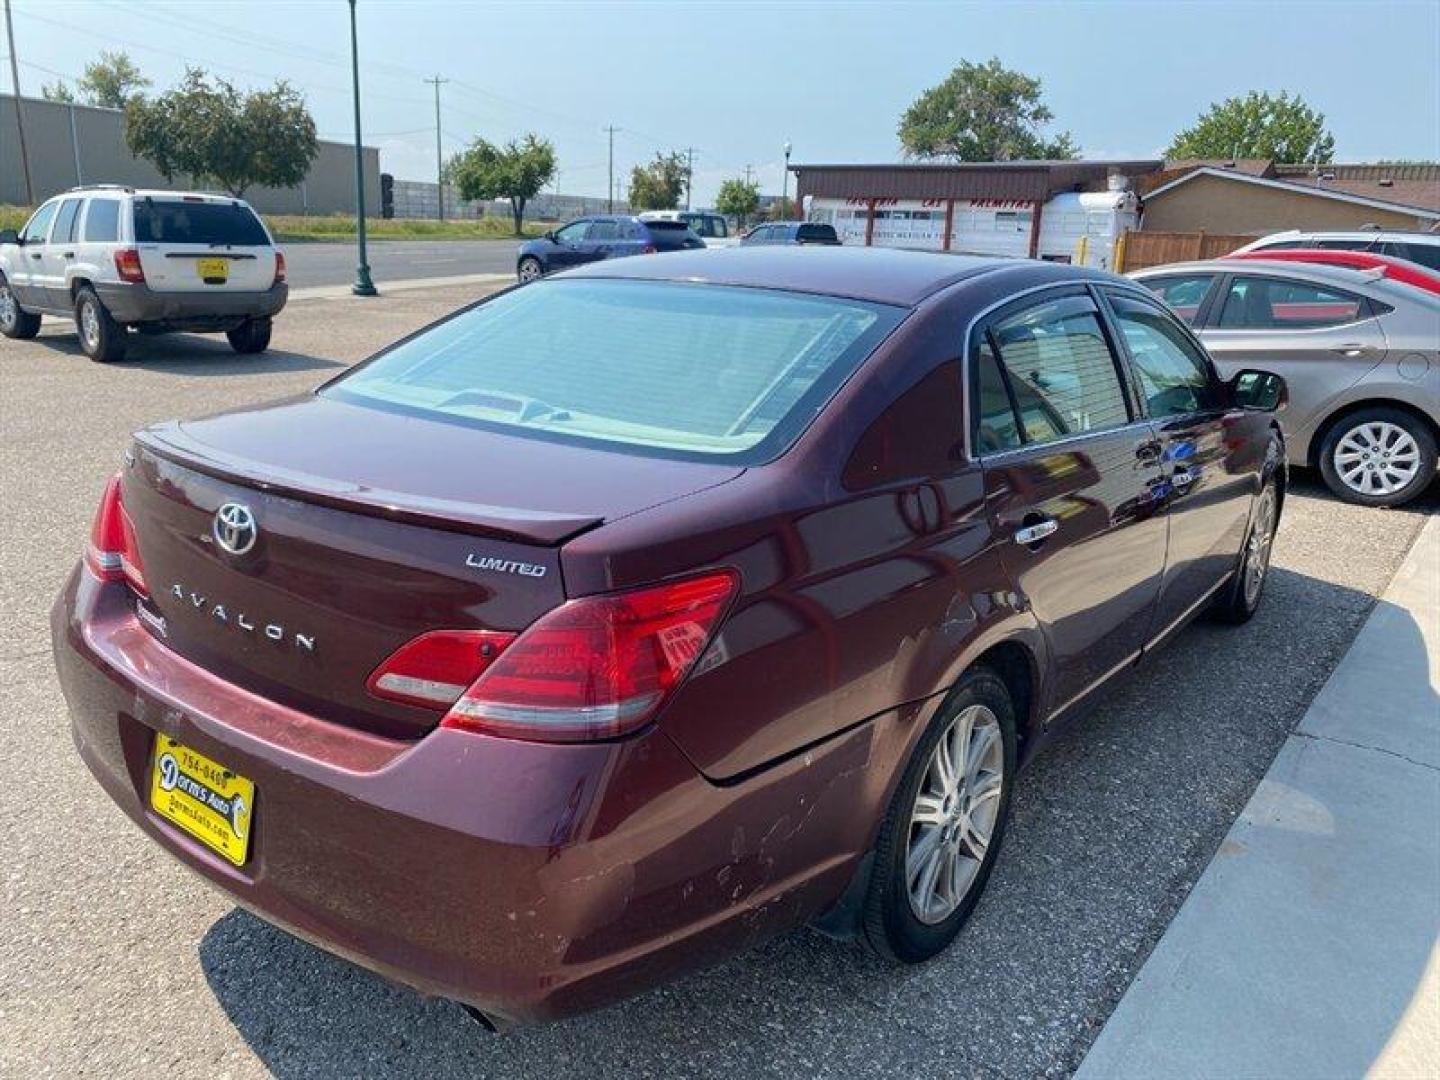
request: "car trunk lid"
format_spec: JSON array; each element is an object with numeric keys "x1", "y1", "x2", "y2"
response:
[
  {"x1": 131, "y1": 196, "x2": 278, "y2": 294},
  {"x1": 123, "y1": 394, "x2": 743, "y2": 738}
]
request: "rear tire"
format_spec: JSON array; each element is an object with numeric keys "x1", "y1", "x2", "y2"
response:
[
  {"x1": 226, "y1": 317, "x2": 273, "y2": 354},
  {"x1": 861, "y1": 666, "x2": 1017, "y2": 962},
  {"x1": 0, "y1": 278, "x2": 42, "y2": 339},
  {"x1": 1213, "y1": 475, "x2": 1279, "y2": 625},
  {"x1": 1318, "y1": 407, "x2": 1436, "y2": 508},
  {"x1": 74, "y1": 286, "x2": 127, "y2": 363}
]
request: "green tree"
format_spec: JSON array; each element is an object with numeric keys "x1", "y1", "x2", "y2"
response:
[
  {"x1": 126, "y1": 69, "x2": 318, "y2": 197},
  {"x1": 78, "y1": 51, "x2": 151, "y2": 109},
  {"x1": 766, "y1": 195, "x2": 796, "y2": 221},
  {"x1": 628, "y1": 152, "x2": 688, "y2": 211},
  {"x1": 1166, "y1": 91, "x2": 1335, "y2": 163},
  {"x1": 41, "y1": 80, "x2": 76, "y2": 103},
  {"x1": 899, "y1": 58, "x2": 1078, "y2": 161},
  {"x1": 449, "y1": 133, "x2": 557, "y2": 236},
  {"x1": 715, "y1": 177, "x2": 760, "y2": 227}
]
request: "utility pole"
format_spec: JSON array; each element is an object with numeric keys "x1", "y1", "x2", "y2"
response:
[
  {"x1": 683, "y1": 147, "x2": 696, "y2": 211},
  {"x1": 347, "y1": 0, "x2": 375, "y2": 296},
  {"x1": 424, "y1": 75, "x2": 449, "y2": 220},
  {"x1": 743, "y1": 164, "x2": 755, "y2": 187},
  {"x1": 4, "y1": 0, "x2": 34, "y2": 207},
  {"x1": 782, "y1": 140, "x2": 792, "y2": 219},
  {"x1": 605, "y1": 125, "x2": 619, "y2": 212}
]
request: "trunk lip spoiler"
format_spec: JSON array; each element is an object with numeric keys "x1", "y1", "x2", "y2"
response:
[{"x1": 132, "y1": 424, "x2": 604, "y2": 547}]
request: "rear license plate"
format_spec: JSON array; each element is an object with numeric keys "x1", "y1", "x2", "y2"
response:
[
  {"x1": 149, "y1": 734, "x2": 254, "y2": 866},
  {"x1": 196, "y1": 257, "x2": 229, "y2": 283}
]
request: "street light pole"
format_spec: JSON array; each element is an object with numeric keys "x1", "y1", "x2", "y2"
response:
[
  {"x1": 782, "y1": 140, "x2": 792, "y2": 220},
  {"x1": 347, "y1": 0, "x2": 376, "y2": 296}
]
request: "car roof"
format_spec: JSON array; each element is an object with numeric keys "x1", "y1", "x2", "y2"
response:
[
  {"x1": 557, "y1": 245, "x2": 1093, "y2": 307},
  {"x1": 1253, "y1": 228, "x2": 1440, "y2": 246}
]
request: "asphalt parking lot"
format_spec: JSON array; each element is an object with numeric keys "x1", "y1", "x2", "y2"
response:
[{"x1": 1, "y1": 290, "x2": 1435, "y2": 1079}]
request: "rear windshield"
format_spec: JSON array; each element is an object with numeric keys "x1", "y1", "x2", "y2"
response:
[
  {"x1": 327, "y1": 279, "x2": 904, "y2": 462},
  {"x1": 641, "y1": 220, "x2": 701, "y2": 249},
  {"x1": 132, "y1": 201, "x2": 269, "y2": 246}
]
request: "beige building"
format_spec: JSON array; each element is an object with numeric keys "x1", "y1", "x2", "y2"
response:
[{"x1": 1139, "y1": 163, "x2": 1439, "y2": 235}]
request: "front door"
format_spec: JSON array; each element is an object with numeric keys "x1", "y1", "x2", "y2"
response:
[
  {"x1": 975, "y1": 288, "x2": 1167, "y2": 718},
  {"x1": 1101, "y1": 287, "x2": 1255, "y2": 639},
  {"x1": 10, "y1": 201, "x2": 59, "y2": 309},
  {"x1": 545, "y1": 220, "x2": 592, "y2": 271}
]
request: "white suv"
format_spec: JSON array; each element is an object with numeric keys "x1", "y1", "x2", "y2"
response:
[
  {"x1": 638, "y1": 210, "x2": 740, "y2": 247},
  {"x1": 1232, "y1": 229, "x2": 1440, "y2": 273},
  {"x1": 0, "y1": 186, "x2": 287, "y2": 362}
]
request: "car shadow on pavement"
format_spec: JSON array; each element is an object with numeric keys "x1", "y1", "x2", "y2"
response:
[
  {"x1": 20, "y1": 328, "x2": 343, "y2": 376},
  {"x1": 197, "y1": 560, "x2": 1437, "y2": 1080}
]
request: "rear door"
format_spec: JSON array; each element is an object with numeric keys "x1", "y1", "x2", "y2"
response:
[
  {"x1": 1101, "y1": 287, "x2": 1254, "y2": 639},
  {"x1": 131, "y1": 197, "x2": 277, "y2": 294},
  {"x1": 585, "y1": 219, "x2": 623, "y2": 262},
  {"x1": 1196, "y1": 272, "x2": 1389, "y2": 426},
  {"x1": 976, "y1": 287, "x2": 1167, "y2": 717}
]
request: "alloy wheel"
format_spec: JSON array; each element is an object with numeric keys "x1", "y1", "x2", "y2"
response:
[
  {"x1": 906, "y1": 704, "x2": 1005, "y2": 925},
  {"x1": 518, "y1": 260, "x2": 541, "y2": 283},
  {"x1": 1244, "y1": 485, "x2": 1277, "y2": 607},
  {"x1": 0, "y1": 284, "x2": 15, "y2": 330},
  {"x1": 1334, "y1": 421, "x2": 1421, "y2": 498},
  {"x1": 80, "y1": 300, "x2": 100, "y2": 350}
]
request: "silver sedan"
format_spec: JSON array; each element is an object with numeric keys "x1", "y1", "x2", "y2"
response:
[{"x1": 1133, "y1": 259, "x2": 1440, "y2": 507}]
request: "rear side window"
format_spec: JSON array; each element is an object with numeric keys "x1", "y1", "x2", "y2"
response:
[
  {"x1": 973, "y1": 339, "x2": 1023, "y2": 453},
  {"x1": 1142, "y1": 274, "x2": 1214, "y2": 324},
  {"x1": 328, "y1": 279, "x2": 905, "y2": 463},
  {"x1": 83, "y1": 199, "x2": 121, "y2": 242},
  {"x1": 588, "y1": 221, "x2": 619, "y2": 241},
  {"x1": 798, "y1": 223, "x2": 838, "y2": 243},
  {"x1": 132, "y1": 201, "x2": 269, "y2": 246},
  {"x1": 1218, "y1": 276, "x2": 1366, "y2": 329},
  {"x1": 1107, "y1": 292, "x2": 1220, "y2": 417},
  {"x1": 52, "y1": 199, "x2": 83, "y2": 244},
  {"x1": 988, "y1": 295, "x2": 1131, "y2": 443},
  {"x1": 1388, "y1": 242, "x2": 1440, "y2": 272}
]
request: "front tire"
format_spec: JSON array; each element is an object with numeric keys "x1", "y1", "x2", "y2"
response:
[
  {"x1": 1318, "y1": 407, "x2": 1436, "y2": 508},
  {"x1": 0, "y1": 278, "x2": 42, "y2": 339},
  {"x1": 861, "y1": 666, "x2": 1017, "y2": 962},
  {"x1": 74, "y1": 286, "x2": 127, "y2": 363},
  {"x1": 226, "y1": 317, "x2": 272, "y2": 354},
  {"x1": 1214, "y1": 476, "x2": 1279, "y2": 624},
  {"x1": 517, "y1": 257, "x2": 543, "y2": 283}
]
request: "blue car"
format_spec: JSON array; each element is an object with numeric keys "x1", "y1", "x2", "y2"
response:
[{"x1": 516, "y1": 215, "x2": 703, "y2": 282}]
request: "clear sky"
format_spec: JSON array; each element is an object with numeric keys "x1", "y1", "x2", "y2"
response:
[{"x1": 8, "y1": 0, "x2": 1439, "y2": 207}]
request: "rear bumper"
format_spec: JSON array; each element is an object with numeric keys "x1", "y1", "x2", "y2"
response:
[
  {"x1": 96, "y1": 281, "x2": 288, "y2": 328},
  {"x1": 50, "y1": 566, "x2": 874, "y2": 1024}
]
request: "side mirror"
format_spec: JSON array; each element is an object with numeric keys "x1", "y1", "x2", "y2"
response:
[
  {"x1": 1230, "y1": 369, "x2": 1287, "y2": 412},
  {"x1": 0, "y1": 229, "x2": 20, "y2": 245},
  {"x1": 543, "y1": 230, "x2": 557, "y2": 243}
]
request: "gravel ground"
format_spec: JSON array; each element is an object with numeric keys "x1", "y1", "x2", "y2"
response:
[{"x1": 1, "y1": 290, "x2": 1434, "y2": 1079}]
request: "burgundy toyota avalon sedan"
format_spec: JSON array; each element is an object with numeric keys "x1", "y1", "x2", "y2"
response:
[{"x1": 52, "y1": 247, "x2": 1287, "y2": 1027}]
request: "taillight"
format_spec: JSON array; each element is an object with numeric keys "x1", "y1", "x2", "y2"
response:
[
  {"x1": 113, "y1": 248, "x2": 145, "y2": 284},
  {"x1": 377, "y1": 570, "x2": 737, "y2": 742},
  {"x1": 85, "y1": 473, "x2": 148, "y2": 596},
  {"x1": 273, "y1": 251, "x2": 287, "y2": 285},
  {"x1": 367, "y1": 629, "x2": 516, "y2": 710}
]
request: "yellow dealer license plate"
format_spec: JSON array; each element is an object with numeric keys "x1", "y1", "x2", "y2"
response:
[
  {"x1": 196, "y1": 257, "x2": 229, "y2": 283},
  {"x1": 149, "y1": 734, "x2": 254, "y2": 866}
]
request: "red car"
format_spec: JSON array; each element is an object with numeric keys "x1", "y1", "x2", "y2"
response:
[
  {"x1": 53, "y1": 248, "x2": 1287, "y2": 1027},
  {"x1": 1226, "y1": 247, "x2": 1440, "y2": 295}
]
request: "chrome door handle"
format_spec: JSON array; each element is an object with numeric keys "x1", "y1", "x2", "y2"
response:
[
  {"x1": 1013, "y1": 519, "x2": 1058, "y2": 545},
  {"x1": 1335, "y1": 343, "x2": 1374, "y2": 357}
]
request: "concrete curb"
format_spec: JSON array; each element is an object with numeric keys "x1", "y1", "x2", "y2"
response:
[
  {"x1": 1075, "y1": 515, "x2": 1439, "y2": 1080},
  {"x1": 288, "y1": 272, "x2": 513, "y2": 302}
]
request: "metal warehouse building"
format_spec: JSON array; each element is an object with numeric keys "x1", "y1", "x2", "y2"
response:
[{"x1": 791, "y1": 160, "x2": 1162, "y2": 268}]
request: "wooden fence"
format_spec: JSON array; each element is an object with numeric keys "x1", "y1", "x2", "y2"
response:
[{"x1": 1115, "y1": 230, "x2": 1256, "y2": 272}]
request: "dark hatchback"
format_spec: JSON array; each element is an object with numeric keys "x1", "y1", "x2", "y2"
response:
[
  {"x1": 742, "y1": 220, "x2": 842, "y2": 245},
  {"x1": 516, "y1": 214, "x2": 703, "y2": 282},
  {"x1": 53, "y1": 246, "x2": 1288, "y2": 1027}
]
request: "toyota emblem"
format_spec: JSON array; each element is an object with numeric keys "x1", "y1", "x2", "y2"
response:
[{"x1": 213, "y1": 502, "x2": 258, "y2": 556}]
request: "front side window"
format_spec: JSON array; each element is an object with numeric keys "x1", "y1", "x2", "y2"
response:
[
  {"x1": 20, "y1": 202, "x2": 58, "y2": 244},
  {"x1": 988, "y1": 295, "x2": 1130, "y2": 444},
  {"x1": 552, "y1": 221, "x2": 588, "y2": 244},
  {"x1": 1385, "y1": 241, "x2": 1440, "y2": 272},
  {"x1": 1107, "y1": 292, "x2": 1220, "y2": 417},
  {"x1": 1218, "y1": 276, "x2": 1366, "y2": 329},
  {"x1": 1141, "y1": 273, "x2": 1215, "y2": 324},
  {"x1": 132, "y1": 200, "x2": 269, "y2": 245},
  {"x1": 83, "y1": 199, "x2": 121, "y2": 242},
  {"x1": 328, "y1": 279, "x2": 905, "y2": 462}
]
